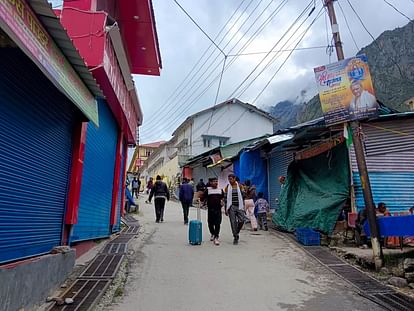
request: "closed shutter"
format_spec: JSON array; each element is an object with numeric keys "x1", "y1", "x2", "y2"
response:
[
  {"x1": 113, "y1": 140, "x2": 126, "y2": 233},
  {"x1": 350, "y1": 120, "x2": 414, "y2": 213},
  {"x1": 268, "y1": 151, "x2": 293, "y2": 210},
  {"x1": 0, "y1": 49, "x2": 75, "y2": 263},
  {"x1": 70, "y1": 100, "x2": 118, "y2": 242}
]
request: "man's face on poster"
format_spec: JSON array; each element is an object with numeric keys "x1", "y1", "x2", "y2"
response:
[{"x1": 351, "y1": 82, "x2": 363, "y2": 98}]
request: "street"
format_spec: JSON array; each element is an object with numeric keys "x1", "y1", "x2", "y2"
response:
[{"x1": 109, "y1": 198, "x2": 384, "y2": 311}]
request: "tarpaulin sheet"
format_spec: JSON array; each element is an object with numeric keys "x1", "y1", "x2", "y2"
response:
[
  {"x1": 238, "y1": 150, "x2": 268, "y2": 199},
  {"x1": 273, "y1": 143, "x2": 349, "y2": 234}
]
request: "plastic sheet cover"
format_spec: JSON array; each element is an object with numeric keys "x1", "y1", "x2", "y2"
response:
[
  {"x1": 273, "y1": 143, "x2": 349, "y2": 234},
  {"x1": 238, "y1": 150, "x2": 268, "y2": 199}
]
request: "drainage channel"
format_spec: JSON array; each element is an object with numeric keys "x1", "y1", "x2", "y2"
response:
[
  {"x1": 48, "y1": 216, "x2": 139, "y2": 311},
  {"x1": 301, "y1": 245, "x2": 413, "y2": 311}
]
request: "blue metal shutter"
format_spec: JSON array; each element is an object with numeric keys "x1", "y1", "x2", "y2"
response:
[
  {"x1": 268, "y1": 151, "x2": 293, "y2": 210},
  {"x1": 113, "y1": 140, "x2": 126, "y2": 233},
  {"x1": 350, "y1": 120, "x2": 414, "y2": 214},
  {"x1": 70, "y1": 99, "x2": 118, "y2": 242},
  {"x1": 0, "y1": 49, "x2": 74, "y2": 263}
]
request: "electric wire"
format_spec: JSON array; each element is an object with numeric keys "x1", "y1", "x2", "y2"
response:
[
  {"x1": 382, "y1": 0, "x2": 412, "y2": 22},
  {"x1": 236, "y1": 4, "x2": 319, "y2": 99},
  {"x1": 227, "y1": 0, "x2": 314, "y2": 100},
  {"x1": 140, "y1": 0, "x2": 263, "y2": 136},
  {"x1": 337, "y1": 0, "x2": 359, "y2": 51},
  {"x1": 346, "y1": 0, "x2": 411, "y2": 83},
  {"x1": 227, "y1": 46, "x2": 326, "y2": 57},
  {"x1": 141, "y1": 0, "x2": 289, "y2": 141},
  {"x1": 252, "y1": 7, "x2": 325, "y2": 104},
  {"x1": 142, "y1": 0, "x2": 250, "y2": 126},
  {"x1": 173, "y1": 0, "x2": 226, "y2": 55}
]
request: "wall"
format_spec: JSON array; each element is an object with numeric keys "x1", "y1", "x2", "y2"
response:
[{"x1": 191, "y1": 104, "x2": 274, "y2": 156}]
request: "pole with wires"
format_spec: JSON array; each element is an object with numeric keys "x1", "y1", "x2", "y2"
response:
[{"x1": 324, "y1": 0, "x2": 382, "y2": 270}]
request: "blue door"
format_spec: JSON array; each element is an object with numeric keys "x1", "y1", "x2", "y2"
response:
[
  {"x1": 0, "y1": 49, "x2": 75, "y2": 263},
  {"x1": 70, "y1": 99, "x2": 118, "y2": 242}
]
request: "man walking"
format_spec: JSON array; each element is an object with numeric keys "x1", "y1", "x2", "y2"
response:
[
  {"x1": 148, "y1": 175, "x2": 170, "y2": 223},
  {"x1": 203, "y1": 177, "x2": 224, "y2": 245},
  {"x1": 131, "y1": 177, "x2": 139, "y2": 198},
  {"x1": 179, "y1": 178, "x2": 194, "y2": 225},
  {"x1": 224, "y1": 174, "x2": 245, "y2": 245}
]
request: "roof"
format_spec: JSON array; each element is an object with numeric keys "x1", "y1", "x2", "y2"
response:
[
  {"x1": 29, "y1": 0, "x2": 102, "y2": 98},
  {"x1": 140, "y1": 141, "x2": 166, "y2": 148},
  {"x1": 172, "y1": 98, "x2": 277, "y2": 136}
]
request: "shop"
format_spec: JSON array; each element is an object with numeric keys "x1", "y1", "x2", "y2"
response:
[{"x1": 0, "y1": 0, "x2": 101, "y2": 263}]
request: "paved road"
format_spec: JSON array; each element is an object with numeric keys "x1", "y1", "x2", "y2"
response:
[{"x1": 110, "y1": 198, "x2": 383, "y2": 311}]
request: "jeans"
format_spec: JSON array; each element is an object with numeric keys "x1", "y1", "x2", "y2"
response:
[
  {"x1": 181, "y1": 202, "x2": 190, "y2": 224},
  {"x1": 208, "y1": 210, "x2": 222, "y2": 238},
  {"x1": 154, "y1": 198, "x2": 166, "y2": 222},
  {"x1": 132, "y1": 188, "x2": 139, "y2": 198}
]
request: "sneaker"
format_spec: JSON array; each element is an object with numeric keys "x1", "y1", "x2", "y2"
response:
[
  {"x1": 210, "y1": 235, "x2": 215, "y2": 241},
  {"x1": 233, "y1": 238, "x2": 238, "y2": 245},
  {"x1": 214, "y1": 239, "x2": 220, "y2": 246}
]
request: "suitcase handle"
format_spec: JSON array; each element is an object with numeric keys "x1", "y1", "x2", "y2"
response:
[{"x1": 197, "y1": 199, "x2": 201, "y2": 221}]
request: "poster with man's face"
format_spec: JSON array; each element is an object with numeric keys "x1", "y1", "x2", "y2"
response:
[{"x1": 314, "y1": 54, "x2": 379, "y2": 125}]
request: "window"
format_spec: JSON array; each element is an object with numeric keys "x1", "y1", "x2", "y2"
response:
[
  {"x1": 146, "y1": 150, "x2": 151, "y2": 157},
  {"x1": 219, "y1": 139, "x2": 226, "y2": 146},
  {"x1": 203, "y1": 138, "x2": 211, "y2": 148}
]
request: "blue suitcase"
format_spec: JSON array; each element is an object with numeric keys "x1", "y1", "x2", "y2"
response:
[
  {"x1": 189, "y1": 201, "x2": 202, "y2": 245},
  {"x1": 189, "y1": 220, "x2": 202, "y2": 245}
]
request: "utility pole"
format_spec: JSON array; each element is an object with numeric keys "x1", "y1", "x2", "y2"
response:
[{"x1": 324, "y1": 0, "x2": 382, "y2": 270}]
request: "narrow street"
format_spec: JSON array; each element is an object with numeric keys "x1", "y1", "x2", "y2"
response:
[{"x1": 109, "y1": 198, "x2": 384, "y2": 311}]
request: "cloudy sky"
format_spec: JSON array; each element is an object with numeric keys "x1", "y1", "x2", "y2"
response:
[{"x1": 50, "y1": 1, "x2": 413, "y2": 144}]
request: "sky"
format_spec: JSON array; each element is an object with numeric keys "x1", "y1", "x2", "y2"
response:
[{"x1": 50, "y1": 0, "x2": 414, "y2": 144}]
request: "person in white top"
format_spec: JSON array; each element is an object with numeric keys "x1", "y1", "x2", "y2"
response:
[{"x1": 348, "y1": 80, "x2": 377, "y2": 116}]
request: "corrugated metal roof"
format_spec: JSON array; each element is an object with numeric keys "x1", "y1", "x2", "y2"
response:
[{"x1": 28, "y1": 0, "x2": 102, "y2": 98}]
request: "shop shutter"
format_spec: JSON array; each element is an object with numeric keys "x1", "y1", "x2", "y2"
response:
[
  {"x1": 113, "y1": 140, "x2": 126, "y2": 233},
  {"x1": 268, "y1": 151, "x2": 293, "y2": 210},
  {"x1": 350, "y1": 119, "x2": 414, "y2": 214},
  {"x1": 70, "y1": 100, "x2": 118, "y2": 242},
  {"x1": 0, "y1": 49, "x2": 75, "y2": 263}
]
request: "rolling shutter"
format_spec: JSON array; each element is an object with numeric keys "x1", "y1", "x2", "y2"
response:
[
  {"x1": 70, "y1": 100, "x2": 118, "y2": 242},
  {"x1": 0, "y1": 49, "x2": 75, "y2": 263},
  {"x1": 268, "y1": 151, "x2": 293, "y2": 210}
]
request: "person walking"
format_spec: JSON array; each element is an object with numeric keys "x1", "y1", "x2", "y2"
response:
[
  {"x1": 148, "y1": 175, "x2": 170, "y2": 223},
  {"x1": 255, "y1": 192, "x2": 270, "y2": 231},
  {"x1": 202, "y1": 177, "x2": 224, "y2": 245},
  {"x1": 224, "y1": 174, "x2": 245, "y2": 245},
  {"x1": 179, "y1": 178, "x2": 194, "y2": 225},
  {"x1": 131, "y1": 177, "x2": 139, "y2": 199},
  {"x1": 244, "y1": 179, "x2": 257, "y2": 231}
]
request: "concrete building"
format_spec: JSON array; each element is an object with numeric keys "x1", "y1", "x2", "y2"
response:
[{"x1": 128, "y1": 141, "x2": 166, "y2": 174}]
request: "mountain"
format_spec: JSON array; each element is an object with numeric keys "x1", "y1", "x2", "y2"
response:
[{"x1": 269, "y1": 21, "x2": 414, "y2": 129}]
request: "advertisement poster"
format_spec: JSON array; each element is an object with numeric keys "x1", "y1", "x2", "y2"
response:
[{"x1": 314, "y1": 54, "x2": 378, "y2": 125}]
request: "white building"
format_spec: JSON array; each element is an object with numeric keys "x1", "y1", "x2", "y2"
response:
[{"x1": 141, "y1": 98, "x2": 277, "y2": 184}]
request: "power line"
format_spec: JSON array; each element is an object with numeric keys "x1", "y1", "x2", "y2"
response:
[
  {"x1": 337, "y1": 0, "x2": 359, "y2": 51},
  {"x1": 345, "y1": 0, "x2": 411, "y2": 83},
  {"x1": 142, "y1": 0, "x2": 249, "y2": 126},
  {"x1": 227, "y1": 46, "x2": 326, "y2": 57},
  {"x1": 141, "y1": 0, "x2": 288, "y2": 140},
  {"x1": 140, "y1": 0, "x2": 260, "y2": 134},
  {"x1": 227, "y1": 0, "x2": 314, "y2": 100},
  {"x1": 173, "y1": 0, "x2": 226, "y2": 56},
  {"x1": 252, "y1": 7, "x2": 324, "y2": 104},
  {"x1": 382, "y1": 0, "x2": 412, "y2": 22}
]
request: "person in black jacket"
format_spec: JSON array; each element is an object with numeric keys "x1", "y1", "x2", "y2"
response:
[{"x1": 148, "y1": 175, "x2": 170, "y2": 223}]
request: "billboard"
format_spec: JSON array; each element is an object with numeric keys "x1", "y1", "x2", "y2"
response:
[{"x1": 314, "y1": 54, "x2": 378, "y2": 125}]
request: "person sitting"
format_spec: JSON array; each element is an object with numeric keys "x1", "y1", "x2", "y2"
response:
[
  {"x1": 376, "y1": 202, "x2": 390, "y2": 216},
  {"x1": 355, "y1": 207, "x2": 368, "y2": 247}
]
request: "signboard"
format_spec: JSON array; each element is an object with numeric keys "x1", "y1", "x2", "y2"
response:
[
  {"x1": 0, "y1": 0, "x2": 98, "y2": 126},
  {"x1": 295, "y1": 135, "x2": 344, "y2": 161},
  {"x1": 314, "y1": 54, "x2": 378, "y2": 126}
]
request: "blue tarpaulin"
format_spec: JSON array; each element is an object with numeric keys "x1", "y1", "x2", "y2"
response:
[{"x1": 238, "y1": 150, "x2": 268, "y2": 199}]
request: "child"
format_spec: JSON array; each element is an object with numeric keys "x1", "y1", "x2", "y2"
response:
[
  {"x1": 203, "y1": 177, "x2": 224, "y2": 245},
  {"x1": 255, "y1": 192, "x2": 269, "y2": 231}
]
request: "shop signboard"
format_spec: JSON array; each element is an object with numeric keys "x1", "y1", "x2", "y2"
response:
[
  {"x1": 0, "y1": 0, "x2": 98, "y2": 126},
  {"x1": 314, "y1": 54, "x2": 378, "y2": 126}
]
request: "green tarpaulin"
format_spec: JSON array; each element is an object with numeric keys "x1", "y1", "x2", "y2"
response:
[{"x1": 273, "y1": 143, "x2": 350, "y2": 235}]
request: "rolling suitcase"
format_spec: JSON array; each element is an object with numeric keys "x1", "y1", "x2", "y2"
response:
[{"x1": 189, "y1": 201, "x2": 202, "y2": 245}]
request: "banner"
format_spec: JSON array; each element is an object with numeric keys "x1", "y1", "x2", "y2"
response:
[
  {"x1": 0, "y1": 0, "x2": 98, "y2": 126},
  {"x1": 314, "y1": 54, "x2": 378, "y2": 125}
]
